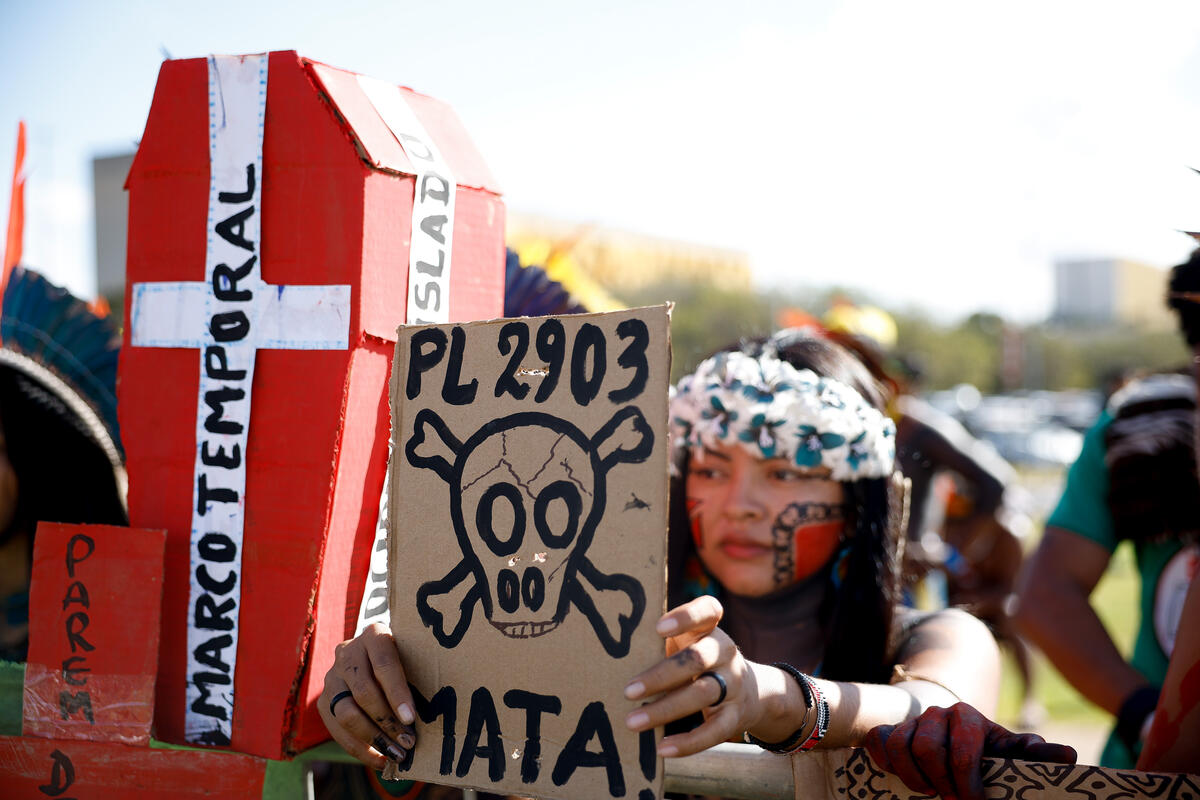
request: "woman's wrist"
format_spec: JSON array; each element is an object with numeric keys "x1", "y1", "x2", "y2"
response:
[
  {"x1": 741, "y1": 663, "x2": 802, "y2": 741},
  {"x1": 743, "y1": 663, "x2": 825, "y2": 751}
]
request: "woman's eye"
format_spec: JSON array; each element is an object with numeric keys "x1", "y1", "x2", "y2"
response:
[
  {"x1": 768, "y1": 469, "x2": 804, "y2": 481},
  {"x1": 693, "y1": 467, "x2": 725, "y2": 480}
]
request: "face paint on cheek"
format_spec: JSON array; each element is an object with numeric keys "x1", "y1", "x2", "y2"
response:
[
  {"x1": 771, "y1": 502, "x2": 846, "y2": 587},
  {"x1": 770, "y1": 504, "x2": 802, "y2": 588},
  {"x1": 791, "y1": 521, "x2": 846, "y2": 583}
]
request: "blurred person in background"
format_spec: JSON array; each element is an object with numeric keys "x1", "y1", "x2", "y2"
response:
[
  {"x1": 1137, "y1": 572, "x2": 1200, "y2": 772},
  {"x1": 939, "y1": 476, "x2": 1042, "y2": 726},
  {"x1": 1015, "y1": 248, "x2": 1200, "y2": 768},
  {"x1": 821, "y1": 303, "x2": 1039, "y2": 718},
  {"x1": 0, "y1": 265, "x2": 127, "y2": 664},
  {"x1": 1135, "y1": 248, "x2": 1200, "y2": 772},
  {"x1": 821, "y1": 302, "x2": 1013, "y2": 602}
]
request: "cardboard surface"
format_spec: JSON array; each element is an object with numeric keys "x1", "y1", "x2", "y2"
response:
[
  {"x1": 0, "y1": 736, "x2": 266, "y2": 799},
  {"x1": 388, "y1": 306, "x2": 671, "y2": 800},
  {"x1": 120, "y1": 50, "x2": 504, "y2": 758},
  {"x1": 23, "y1": 523, "x2": 166, "y2": 746}
]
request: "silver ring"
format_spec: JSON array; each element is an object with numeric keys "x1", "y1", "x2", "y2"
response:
[{"x1": 701, "y1": 671, "x2": 727, "y2": 706}]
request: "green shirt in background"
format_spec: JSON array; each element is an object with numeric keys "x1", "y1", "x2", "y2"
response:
[{"x1": 1046, "y1": 410, "x2": 1192, "y2": 768}]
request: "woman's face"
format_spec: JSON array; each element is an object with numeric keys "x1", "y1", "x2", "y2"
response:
[{"x1": 685, "y1": 441, "x2": 846, "y2": 598}]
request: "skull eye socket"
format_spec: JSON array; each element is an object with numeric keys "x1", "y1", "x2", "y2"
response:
[
  {"x1": 534, "y1": 480, "x2": 582, "y2": 548},
  {"x1": 476, "y1": 483, "x2": 525, "y2": 557}
]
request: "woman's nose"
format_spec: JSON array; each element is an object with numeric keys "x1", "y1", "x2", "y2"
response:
[{"x1": 721, "y1": 469, "x2": 764, "y2": 519}]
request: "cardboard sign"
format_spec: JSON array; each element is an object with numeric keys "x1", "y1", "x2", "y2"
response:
[
  {"x1": 120, "y1": 50, "x2": 504, "y2": 757},
  {"x1": 0, "y1": 736, "x2": 266, "y2": 799},
  {"x1": 23, "y1": 523, "x2": 166, "y2": 746},
  {"x1": 388, "y1": 306, "x2": 671, "y2": 800}
]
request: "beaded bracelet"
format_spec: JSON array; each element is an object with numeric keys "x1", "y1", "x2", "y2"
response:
[{"x1": 743, "y1": 663, "x2": 829, "y2": 754}]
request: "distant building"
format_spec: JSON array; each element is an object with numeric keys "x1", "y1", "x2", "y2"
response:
[
  {"x1": 92, "y1": 152, "x2": 134, "y2": 307},
  {"x1": 507, "y1": 212, "x2": 752, "y2": 297},
  {"x1": 1052, "y1": 257, "x2": 1173, "y2": 329}
]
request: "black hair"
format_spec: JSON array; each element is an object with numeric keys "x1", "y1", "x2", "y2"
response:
[
  {"x1": 1167, "y1": 248, "x2": 1200, "y2": 347},
  {"x1": 1104, "y1": 375, "x2": 1199, "y2": 547},
  {"x1": 0, "y1": 368, "x2": 128, "y2": 547},
  {"x1": 667, "y1": 332, "x2": 902, "y2": 684}
]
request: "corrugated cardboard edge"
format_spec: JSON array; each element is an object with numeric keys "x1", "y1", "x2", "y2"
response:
[{"x1": 282, "y1": 335, "x2": 368, "y2": 757}]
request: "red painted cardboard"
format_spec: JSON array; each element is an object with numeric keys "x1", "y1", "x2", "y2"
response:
[
  {"x1": 120, "y1": 51, "x2": 504, "y2": 758},
  {"x1": 23, "y1": 523, "x2": 166, "y2": 746},
  {"x1": 0, "y1": 735, "x2": 266, "y2": 798}
]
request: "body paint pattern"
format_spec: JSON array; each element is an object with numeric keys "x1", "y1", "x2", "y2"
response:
[
  {"x1": 1139, "y1": 659, "x2": 1200, "y2": 768},
  {"x1": 836, "y1": 747, "x2": 1199, "y2": 800},
  {"x1": 770, "y1": 502, "x2": 845, "y2": 587}
]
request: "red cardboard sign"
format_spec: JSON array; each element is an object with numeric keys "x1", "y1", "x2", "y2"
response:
[
  {"x1": 23, "y1": 523, "x2": 166, "y2": 746},
  {"x1": 120, "y1": 51, "x2": 504, "y2": 757},
  {"x1": 0, "y1": 736, "x2": 266, "y2": 799}
]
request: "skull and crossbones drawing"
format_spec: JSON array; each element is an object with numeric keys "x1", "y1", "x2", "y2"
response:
[{"x1": 404, "y1": 406, "x2": 653, "y2": 658}]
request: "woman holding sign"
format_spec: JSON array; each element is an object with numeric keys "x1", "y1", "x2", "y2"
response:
[
  {"x1": 321, "y1": 330, "x2": 1072, "y2": 799},
  {"x1": 623, "y1": 330, "x2": 1073, "y2": 799}
]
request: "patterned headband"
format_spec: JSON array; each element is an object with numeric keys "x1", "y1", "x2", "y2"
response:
[{"x1": 670, "y1": 345, "x2": 896, "y2": 481}]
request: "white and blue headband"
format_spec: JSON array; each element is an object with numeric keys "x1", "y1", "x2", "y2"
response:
[{"x1": 670, "y1": 344, "x2": 896, "y2": 481}]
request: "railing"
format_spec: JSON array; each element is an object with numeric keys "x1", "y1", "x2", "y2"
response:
[
  {"x1": 306, "y1": 741, "x2": 1199, "y2": 800},
  {"x1": 664, "y1": 743, "x2": 1199, "y2": 800}
]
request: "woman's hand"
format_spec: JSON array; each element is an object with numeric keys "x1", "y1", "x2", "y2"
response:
[
  {"x1": 622, "y1": 596, "x2": 765, "y2": 757},
  {"x1": 863, "y1": 703, "x2": 1077, "y2": 800},
  {"x1": 318, "y1": 623, "x2": 418, "y2": 771}
]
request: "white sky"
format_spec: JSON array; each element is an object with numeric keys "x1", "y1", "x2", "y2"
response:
[{"x1": 2, "y1": 0, "x2": 1199, "y2": 321}]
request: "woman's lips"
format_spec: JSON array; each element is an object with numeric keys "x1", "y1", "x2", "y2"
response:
[{"x1": 717, "y1": 537, "x2": 772, "y2": 559}]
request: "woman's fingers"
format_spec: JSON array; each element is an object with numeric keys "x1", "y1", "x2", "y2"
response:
[
  {"x1": 656, "y1": 704, "x2": 743, "y2": 757},
  {"x1": 334, "y1": 633, "x2": 411, "y2": 747},
  {"x1": 657, "y1": 596, "x2": 723, "y2": 655},
  {"x1": 625, "y1": 634, "x2": 729, "y2": 701},
  {"x1": 325, "y1": 678, "x2": 406, "y2": 769},
  {"x1": 361, "y1": 623, "x2": 418, "y2": 728},
  {"x1": 626, "y1": 670, "x2": 733, "y2": 732},
  {"x1": 908, "y1": 706, "x2": 962, "y2": 800},
  {"x1": 318, "y1": 627, "x2": 418, "y2": 771},
  {"x1": 1018, "y1": 740, "x2": 1078, "y2": 765},
  {"x1": 942, "y1": 704, "x2": 989, "y2": 800},
  {"x1": 867, "y1": 703, "x2": 1078, "y2": 800},
  {"x1": 862, "y1": 724, "x2": 896, "y2": 772},
  {"x1": 988, "y1": 729, "x2": 1077, "y2": 764},
  {"x1": 881, "y1": 718, "x2": 938, "y2": 797}
]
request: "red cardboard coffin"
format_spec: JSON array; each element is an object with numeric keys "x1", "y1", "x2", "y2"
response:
[{"x1": 120, "y1": 50, "x2": 504, "y2": 758}]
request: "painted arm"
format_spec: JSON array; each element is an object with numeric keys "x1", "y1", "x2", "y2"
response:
[
  {"x1": 1013, "y1": 527, "x2": 1150, "y2": 714},
  {"x1": 896, "y1": 410, "x2": 1009, "y2": 520},
  {"x1": 622, "y1": 598, "x2": 1000, "y2": 757},
  {"x1": 1138, "y1": 572, "x2": 1200, "y2": 772}
]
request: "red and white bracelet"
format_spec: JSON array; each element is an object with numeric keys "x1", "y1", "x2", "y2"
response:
[{"x1": 743, "y1": 662, "x2": 829, "y2": 754}]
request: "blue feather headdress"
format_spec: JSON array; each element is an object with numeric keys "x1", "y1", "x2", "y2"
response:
[{"x1": 0, "y1": 266, "x2": 125, "y2": 496}]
